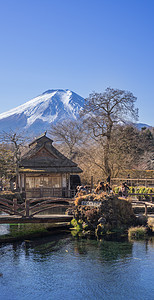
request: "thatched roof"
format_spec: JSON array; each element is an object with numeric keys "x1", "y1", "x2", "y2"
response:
[{"x1": 19, "y1": 134, "x2": 82, "y2": 174}]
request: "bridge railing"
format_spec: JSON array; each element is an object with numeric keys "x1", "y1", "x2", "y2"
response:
[
  {"x1": 0, "y1": 192, "x2": 153, "y2": 218},
  {"x1": 25, "y1": 187, "x2": 76, "y2": 199},
  {"x1": 0, "y1": 196, "x2": 74, "y2": 218},
  {"x1": 24, "y1": 197, "x2": 73, "y2": 217},
  {"x1": 0, "y1": 197, "x2": 25, "y2": 217}
]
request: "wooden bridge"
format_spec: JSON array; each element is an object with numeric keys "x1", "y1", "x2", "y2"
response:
[
  {"x1": 0, "y1": 196, "x2": 74, "y2": 224},
  {"x1": 0, "y1": 193, "x2": 154, "y2": 224}
]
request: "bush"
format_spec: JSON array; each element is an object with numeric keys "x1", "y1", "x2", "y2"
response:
[{"x1": 85, "y1": 208, "x2": 98, "y2": 223}]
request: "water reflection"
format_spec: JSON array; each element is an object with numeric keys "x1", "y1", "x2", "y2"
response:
[
  {"x1": 0, "y1": 235, "x2": 154, "y2": 300},
  {"x1": 0, "y1": 212, "x2": 10, "y2": 236},
  {"x1": 3, "y1": 233, "x2": 153, "y2": 264},
  {"x1": 1, "y1": 233, "x2": 133, "y2": 263}
]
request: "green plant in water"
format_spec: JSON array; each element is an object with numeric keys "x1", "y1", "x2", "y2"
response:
[
  {"x1": 70, "y1": 218, "x2": 83, "y2": 231},
  {"x1": 71, "y1": 230, "x2": 79, "y2": 237},
  {"x1": 0, "y1": 223, "x2": 51, "y2": 241}
]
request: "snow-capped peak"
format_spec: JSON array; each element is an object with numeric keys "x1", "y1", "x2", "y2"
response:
[{"x1": 0, "y1": 89, "x2": 84, "y2": 134}]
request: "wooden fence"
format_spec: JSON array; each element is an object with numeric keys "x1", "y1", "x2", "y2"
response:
[
  {"x1": 127, "y1": 193, "x2": 154, "y2": 202},
  {"x1": 111, "y1": 178, "x2": 154, "y2": 187}
]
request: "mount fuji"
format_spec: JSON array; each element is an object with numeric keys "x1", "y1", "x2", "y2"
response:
[
  {"x1": 0, "y1": 90, "x2": 152, "y2": 136},
  {"x1": 0, "y1": 89, "x2": 85, "y2": 135}
]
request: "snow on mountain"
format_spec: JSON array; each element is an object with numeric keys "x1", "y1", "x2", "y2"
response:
[{"x1": 0, "y1": 89, "x2": 85, "y2": 134}]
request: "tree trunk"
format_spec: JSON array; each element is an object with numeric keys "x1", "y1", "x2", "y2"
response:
[{"x1": 104, "y1": 138, "x2": 111, "y2": 177}]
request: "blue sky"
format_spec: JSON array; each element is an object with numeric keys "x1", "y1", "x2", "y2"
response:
[{"x1": 0, "y1": 0, "x2": 154, "y2": 126}]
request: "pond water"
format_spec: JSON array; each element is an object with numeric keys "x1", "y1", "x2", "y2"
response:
[
  {"x1": 0, "y1": 234, "x2": 154, "y2": 300},
  {"x1": 0, "y1": 224, "x2": 10, "y2": 236}
]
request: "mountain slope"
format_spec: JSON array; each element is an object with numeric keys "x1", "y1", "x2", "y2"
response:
[
  {"x1": 135, "y1": 123, "x2": 151, "y2": 130},
  {"x1": 0, "y1": 89, "x2": 84, "y2": 134}
]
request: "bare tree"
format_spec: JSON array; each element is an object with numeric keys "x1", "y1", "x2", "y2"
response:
[
  {"x1": 49, "y1": 119, "x2": 85, "y2": 159},
  {"x1": 81, "y1": 87, "x2": 139, "y2": 177},
  {"x1": 0, "y1": 130, "x2": 28, "y2": 189},
  {"x1": 0, "y1": 143, "x2": 15, "y2": 187}
]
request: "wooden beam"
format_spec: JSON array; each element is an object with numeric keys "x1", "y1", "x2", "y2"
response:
[{"x1": 0, "y1": 215, "x2": 73, "y2": 224}]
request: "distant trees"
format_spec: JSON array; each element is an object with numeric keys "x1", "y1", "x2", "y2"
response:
[
  {"x1": 109, "y1": 125, "x2": 143, "y2": 176},
  {"x1": 138, "y1": 127, "x2": 154, "y2": 170},
  {"x1": 0, "y1": 143, "x2": 14, "y2": 182}
]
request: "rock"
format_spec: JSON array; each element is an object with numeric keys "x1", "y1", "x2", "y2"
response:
[
  {"x1": 71, "y1": 194, "x2": 136, "y2": 237},
  {"x1": 137, "y1": 214, "x2": 148, "y2": 226}
]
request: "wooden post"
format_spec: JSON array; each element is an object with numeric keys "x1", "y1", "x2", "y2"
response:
[
  {"x1": 91, "y1": 176, "x2": 93, "y2": 192},
  {"x1": 145, "y1": 204, "x2": 147, "y2": 217},
  {"x1": 25, "y1": 199, "x2": 30, "y2": 217},
  {"x1": 13, "y1": 199, "x2": 17, "y2": 213},
  {"x1": 150, "y1": 195, "x2": 152, "y2": 203}
]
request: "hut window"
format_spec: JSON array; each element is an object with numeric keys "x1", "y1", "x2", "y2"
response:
[
  {"x1": 35, "y1": 177, "x2": 40, "y2": 188},
  {"x1": 26, "y1": 176, "x2": 61, "y2": 188},
  {"x1": 40, "y1": 177, "x2": 48, "y2": 187},
  {"x1": 26, "y1": 177, "x2": 35, "y2": 189},
  {"x1": 48, "y1": 176, "x2": 61, "y2": 188},
  {"x1": 52, "y1": 177, "x2": 60, "y2": 188}
]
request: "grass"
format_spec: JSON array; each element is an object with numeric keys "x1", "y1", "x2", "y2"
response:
[
  {"x1": 148, "y1": 217, "x2": 154, "y2": 232},
  {"x1": 128, "y1": 226, "x2": 147, "y2": 240},
  {"x1": 0, "y1": 223, "x2": 69, "y2": 243}
]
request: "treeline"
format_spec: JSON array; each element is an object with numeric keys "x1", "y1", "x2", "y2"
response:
[
  {"x1": 49, "y1": 88, "x2": 154, "y2": 183},
  {"x1": 49, "y1": 121, "x2": 154, "y2": 184}
]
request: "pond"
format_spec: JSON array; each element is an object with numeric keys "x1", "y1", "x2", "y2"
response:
[{"x1": 0, "y1": 234, "x2": 154, "y2": 300}]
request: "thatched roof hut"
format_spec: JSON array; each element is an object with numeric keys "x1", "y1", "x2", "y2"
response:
[{"x1": 18, "y1": 133, "x2": 82, "y2": 198}]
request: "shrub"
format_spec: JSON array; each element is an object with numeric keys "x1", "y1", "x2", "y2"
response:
[{"x1": 85, "y1": 208, "x2": 98, "y2": 223}]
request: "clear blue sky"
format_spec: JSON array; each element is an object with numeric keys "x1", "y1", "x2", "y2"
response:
[{"x1": 0, "y1": 0, "x2": 154, "y2": 125}]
